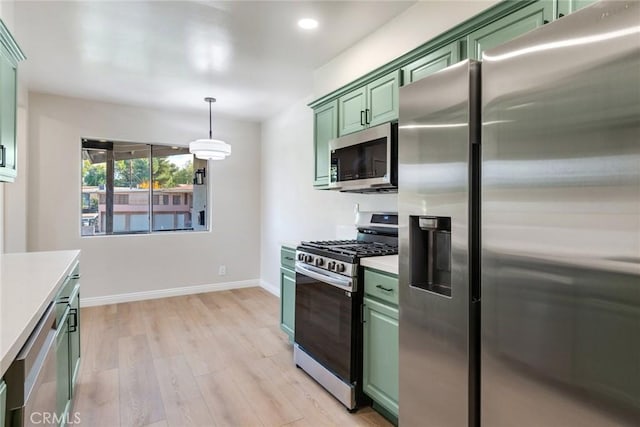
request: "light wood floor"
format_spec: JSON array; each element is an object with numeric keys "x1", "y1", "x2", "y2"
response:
[{"x1": 74, "y1": 287, "x2": 393, "y2": 427}]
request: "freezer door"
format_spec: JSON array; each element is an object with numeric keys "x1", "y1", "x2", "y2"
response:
[
  {"x1": 398, "y1": 60, "x2": 480, "y2": 427},
  {"x1": 481, "y1": 1, "x2": 640, "y2": 426}
]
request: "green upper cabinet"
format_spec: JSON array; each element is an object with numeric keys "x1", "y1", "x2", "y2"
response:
[
  {"x1": 557, "y1": 0, "x2": 598, "y2": 18},
  {"x1": 467, "y1": 0, "x2": 554, "y2": 60},
  {"x1": 338, "y1": 86, "x2": 367, "y2": 136},
  {"x1": 0, "y1": 19, "x2": 25, "y2": 183},
  {"x1": 313, "y1": 100, "x2": 338, "y2": 187},
  {"x1": 367, "y1": 70, "x2": 401, "y2": 127},
  {"x1": 338, "y1": 70, "x2": 400, "y2": 136},
  {"x1": 402, "y1": 41, "x2": 461, "y2": 85}
]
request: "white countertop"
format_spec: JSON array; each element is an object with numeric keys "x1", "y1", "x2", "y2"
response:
[
  {"x1": 1, "y1": 250, "x2": 80, "y2": 376},
  {"x1": 361, "y1": 255, "x2": 398, "y2": 275}
]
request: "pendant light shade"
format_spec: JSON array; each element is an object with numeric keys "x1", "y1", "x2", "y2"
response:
[{"x1": 189, "y1": 97, "x2": 231, "y2": 160}]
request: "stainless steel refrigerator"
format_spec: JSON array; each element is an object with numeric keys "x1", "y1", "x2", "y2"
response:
[{"x1": 398, "y1": 1, "x2": 640, "y2": 426}]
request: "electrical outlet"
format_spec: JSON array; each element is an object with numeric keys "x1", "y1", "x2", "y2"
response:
[{"x1": 218, "y1": 265, "x2": 226, "y2": 276}]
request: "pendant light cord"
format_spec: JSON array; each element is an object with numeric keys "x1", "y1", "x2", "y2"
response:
[{"x1": 208, "y1": 99, "x2": 213, "y2": 139}]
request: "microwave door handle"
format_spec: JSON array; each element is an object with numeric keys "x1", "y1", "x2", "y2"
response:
[{"x1": 295, "y1": 263, "x2": 353, "y2": 291}]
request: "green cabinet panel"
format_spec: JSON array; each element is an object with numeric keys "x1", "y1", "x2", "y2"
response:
[
  {"x1": 557, "y1": 0, "x2": 597, "y2": 17},
  {"x1": 467, "y1": 1, "x2": 554, "y2": 60},
  {"x1": 69, "y1": 284, "x2": 81, "y2": 395},
  {"x1": 56, "y1": 310, "x2": 71, "y2": 424},
  {"x1": 313, "y1": 100, "x2": 338, "y2": 187},
  {"x1": 280, "y1": 266, "x2": 296, "y2": 342},
  {"x1": 0, "y1": 42, "x2": 17, "y2": 182},
  {"x1": 367, "y1": 70, "x2": 401, "y2": 127},
  {"x1": 0, "y1": 380, "x2": 6, "y2": 427},
  {"x1": 363, "y1": 297, "x2": 399, "y2": 418},
  {"x1": 338, "y1": 86, "x2": 367, "y2": 136},
  {"x1": 338, "y1": 70, "x2": 400, "y2": 136},
  {"x1": 0, "y1": 19, "x2": 24, "y2": 183},
  {"x1": 280, "y1": 245, "x2": 297, "y2": 342},
  {"x1": 280, "y1": 246, "x2": 296, "y2": 270},
  {"x1": 402, "y1": 41, "x2": 461, "y2": 85},
  {"x1": 364, "y1": 268, "x2": 399, "y2": 306}
]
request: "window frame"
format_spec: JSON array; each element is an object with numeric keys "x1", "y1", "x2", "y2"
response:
[{"x1": 81, "y1": 138, "x2": 208, "y2": 237}]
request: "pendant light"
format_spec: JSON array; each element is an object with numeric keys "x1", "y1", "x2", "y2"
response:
[{"x1": 189, "y1": 97, "x2": 231, "y2": 160}]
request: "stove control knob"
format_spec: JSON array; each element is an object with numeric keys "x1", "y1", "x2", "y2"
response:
[
  {"x1": 328, "y1": 261, "x2": 336, "y2": 270},
  {"x1": 315, "y1": 258, "x2": 324, "y2": 267},
  {"x1": 305, "y1": 255, "x2": 314, "y2": 263},
  {"x1": 297, "y1": 253, "x2": 304, "y2": 261},
  {"x1": 336, "y1": 263, "x2": 346, "y2": 273}
]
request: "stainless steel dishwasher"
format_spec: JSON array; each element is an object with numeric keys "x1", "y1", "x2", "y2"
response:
[{"x1": 4, "y1": 302, "x2": 65, "y2": 427}]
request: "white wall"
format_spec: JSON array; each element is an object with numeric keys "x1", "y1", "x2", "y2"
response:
[
  {"x1": 259, "y1": 97, "x2": 396, "y2": 293},
  {"x1": 313, "y1": 0, "x2": 499, "y2": 97},
  {"x1": 28, "y1": 92, "x2": 261, "y2": 299}
]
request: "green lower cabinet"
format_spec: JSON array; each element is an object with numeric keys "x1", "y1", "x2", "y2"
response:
[
  {"x1": 0, "y1": 379, "x2": 6, "y2": 427},
  {"x1": 69, "y1": 285, "x2": 81, "y2": 395},
  {"x1": 363, "y1": 296, "x2": 399, "y2": 419},
  {"x1": 313, "y1": 100, "x2": 338, "y2": 187},
  {"x1": 467, "y1": 0, "x2": 554, "y2": 60},
  {"x1": 280, "y1": 267, "x2": 296, "y2": 341},
  {"x1": 280, "y1": 246, "x2": 297, "y2": 342},
  {"x1": 56, "y1": 312, "x2": 71, "y2": 426},
  {"x1": 402, "y1": 41, "x2": 461, "y2": 85}
]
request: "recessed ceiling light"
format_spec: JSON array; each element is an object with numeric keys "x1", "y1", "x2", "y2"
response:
[{"x1": 298, "y1": 18, "x2": 318, "y2": 30}]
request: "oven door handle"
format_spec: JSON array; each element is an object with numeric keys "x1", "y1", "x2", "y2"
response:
[{"x1": 296, "y1": 263, "x2": 354, "y2": 292}]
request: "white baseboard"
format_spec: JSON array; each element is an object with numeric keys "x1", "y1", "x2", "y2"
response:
[
  {"x1": 260, "y1": 279, "x2": 280, "y2": 297},
  {"x1": 82, "y1": 279, "x2": 260, "y2": 307}
]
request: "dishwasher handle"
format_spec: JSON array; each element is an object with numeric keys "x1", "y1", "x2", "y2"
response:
[{"x1": 5, "y1": 302, "x2": 58, "y2": 409}]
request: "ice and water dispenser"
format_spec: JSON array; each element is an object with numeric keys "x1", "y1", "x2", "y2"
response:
[{"x1": 409, "y1": 216, "x2": 452, "y2": 297}]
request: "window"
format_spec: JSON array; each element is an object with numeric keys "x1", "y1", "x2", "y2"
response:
[
  {"x1": 81, "y1": 139, "x2": 208, "y2": 236},
  {"x1": 114, "y1": 194, "x2": 129, "y2": 205}
]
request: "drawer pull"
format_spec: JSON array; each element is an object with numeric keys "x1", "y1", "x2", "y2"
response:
[
  {"x1": 284, "y1": 256, "x2": 294, "y2": 261},
  {"x1": 376, "y1": 284, "x2": 394, "y2": 293}
]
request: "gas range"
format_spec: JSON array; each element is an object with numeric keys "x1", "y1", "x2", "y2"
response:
[
  {"x1": 296, "y1": 212, "x2": 398, "y2": 280},
  {"x1": 293, "y1": 212, "x2": 398, "y2": 411},
  {"x1": 297, "y1": 240, "x2": 398, "y2": 278}
]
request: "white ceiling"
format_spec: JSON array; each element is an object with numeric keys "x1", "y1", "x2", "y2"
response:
[{"x1": 14, "y1": 1, "x2": 415, "y2": 121}]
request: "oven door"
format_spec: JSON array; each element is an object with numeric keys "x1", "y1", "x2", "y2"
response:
[{"x1": 294, "y1": 263, "x2": 356, "y2": 382}]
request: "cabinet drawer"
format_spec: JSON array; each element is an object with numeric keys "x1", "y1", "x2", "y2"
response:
[
  {"x1": 281, "y1": 246, "x2": 296, "y2": 270},
  {"x1": 364, "y1": 269, "x2": 398, "y2": 306}
]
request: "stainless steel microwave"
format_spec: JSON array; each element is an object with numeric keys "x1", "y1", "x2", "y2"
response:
[{"x1": 328, "y1": 122, "x2": 397, "y2": 193}]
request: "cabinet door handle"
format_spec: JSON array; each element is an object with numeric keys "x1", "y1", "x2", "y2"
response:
[
  {"x1": 69, "y1": 308, "x2": 78, "y2": 333},
  {"x1": 558, "y1": 13, "x2": 565, "y2": 18},
  {"x1": 543, "y1": 19, "x2": 549, "y2": 24},
  {"x1": 360, "y1": 110, "x2": 365, "y2": 126},
  {"x1": 376, "y1": 284, "x2": 394, "y2": 293},
  {"x1": 0, "y1": 145, "x2": 5, "y2": 167},
  {"x1": 366, "y1": 108, "x2": 371, "y2": 124},
  {"x1": 284, "y1": 256, "x2": 294, "y2": 261}
]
